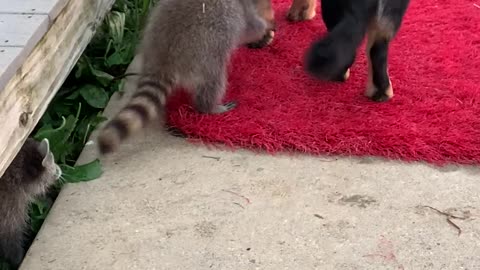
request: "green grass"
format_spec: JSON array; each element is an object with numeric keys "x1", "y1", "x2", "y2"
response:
[{"x1": 0, "y1": 0, "x2": 156, "y2": 269}]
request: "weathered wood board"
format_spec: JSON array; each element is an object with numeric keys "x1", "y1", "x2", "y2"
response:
[
  {"x1": 0, "y1": 14, "x2": 49, "y2": 47},
  {"x1": 0, "y1": 0, "x2": 115, "y2": 177},
  {"x1": 0, "y1": 47, "x2": 24, "y2": 89},
  {"x1": 0, "y1": 0, "x2": 69, "y2": 18},
  {"x1": 0, "y1": 0, "x2": 69, "y2": 90},
  {"x1": 0, "y1": 13, "x2": 50, "y2": 88}
]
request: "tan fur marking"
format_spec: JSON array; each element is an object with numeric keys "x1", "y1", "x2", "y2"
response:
[
  {"x1": 344, "y1": 68, "x2": 351, "y2": 81},
  {"x1": 375, "y1": 0, "x2": 396, "y2": 39},
  {"x1": 365, "y1": 79, "x2": 393, "y2": 98},
  {"x1": 368, "y1": 16, "x2": 396, "y2": 40},
  {"x1": 287, "y1": 0, "x2": 316, "y2": 21},
  {"x1": 364, "y1": 25, "x2": 394, "y2": 99},
  {"x1": 263, "y1": 30, "x2": 275, "y2": 46},
  {"x1": 385, "y1": 81, "x2": 394, "y2": 97},
  {"x1": 257, "y1": 0, "x2": 275, "y2": 22},
  {"x1": 268, "y1": 30, "x2": 275, "y2": 39}
]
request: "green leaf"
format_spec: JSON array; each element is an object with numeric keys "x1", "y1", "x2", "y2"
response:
[
  {"x1": 34, "y1": 105, "x2": 81, "y2": 162},
  {"x1": 91, "y1": 68, "x2": 114, "y2": 86},
  {"x1": 107, "y1": 11, "x2": 126, "y2": 45},
  {"x1": 60, "y1": 160, "x2": 103, "y2": 183},
  {"x1": 52, "y1": 102, "x2": 75, "y2": 118},
  {"x1": 103, "y1": 39, "x2": 113, "y2": 60},
  {"x1": 75, "y1": 114, "x2": 108, "y2": 145},
  {"x1": 28, "y1": 198, "x2": 53, "y2": 233},
  {"x1": 66, "y1": 90, "x2": 80, "y2": 100},
  {"x1": 105, "y1": 50, "x2": 127, "y2": 66},
  {"x1": 75, "y1": 56, "x2": 90, "y2": 79},
  {"x1": 79, "y1": 84, "x2": 109, "y2": 109}
]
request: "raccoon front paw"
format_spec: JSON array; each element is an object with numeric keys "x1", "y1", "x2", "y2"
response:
[
  {"x1": 209, "y1": 101, "x2": 238, "y2": 114},
  {"x1": 287, "y1": 0, "x2": 316, "y2": 22},
  {"x1": 247, "y1": 30, "x2": 275, "y2": 49},
  {"x1": 365, "y1": 80, "x2": 394, "y2": 102},
  {"x1": 220, "y1": 101, "x2": 238, "y2": 112}
]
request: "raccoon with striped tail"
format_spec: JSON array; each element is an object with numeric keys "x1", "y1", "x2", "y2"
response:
[{"x1": 97, "y1": 0, "x2": 268, "y2": 154}]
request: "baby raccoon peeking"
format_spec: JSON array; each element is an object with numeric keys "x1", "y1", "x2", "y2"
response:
[
  {"x1": 98, "y1": 0, "x2": 268, "y2": 154},
  {"x1": 0, "y1": 138, "x2": 61, "y2": 268}
]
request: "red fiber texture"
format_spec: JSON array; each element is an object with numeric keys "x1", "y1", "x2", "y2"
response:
[{"x1": 166, "y1": 0, "x2": 480, "y2": 165}]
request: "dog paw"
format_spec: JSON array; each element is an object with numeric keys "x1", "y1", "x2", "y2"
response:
[{"x1": 287, "y1": 0, "x2": 316, "y2": 21}]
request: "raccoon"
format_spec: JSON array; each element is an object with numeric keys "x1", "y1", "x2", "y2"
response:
[
  {"x1": 98, "y1": 0, "x2": 268, "y2": 154},
  {"x1": 0, "y1": 138, "x2": 61, "y2": 268},
  {"x1": 290, "y1": 0, "x2": 410, "y2": 102}
]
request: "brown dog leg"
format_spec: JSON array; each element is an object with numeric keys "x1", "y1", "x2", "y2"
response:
[
  {"x1": 364, "y1": 21, "x2": 395, "y2": 102},
  {"x1": 287, "y1": 0, "x2": 317, "y2": 22}
]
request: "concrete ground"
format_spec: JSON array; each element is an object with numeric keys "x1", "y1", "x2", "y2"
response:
[{"x1": 20, "y1": 57, "x2": 480, "y2": 270}]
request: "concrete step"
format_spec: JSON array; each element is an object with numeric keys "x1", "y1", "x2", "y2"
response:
[{"x1": 20, "y1": 57, "x2": 480, "y2": 270}]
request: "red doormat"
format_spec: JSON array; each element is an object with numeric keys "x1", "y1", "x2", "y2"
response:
[{"x1": 166, "y1": 0, "x2": 480, "y2": 165}]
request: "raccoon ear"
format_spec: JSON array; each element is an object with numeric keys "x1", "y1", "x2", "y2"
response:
[
  {"x1": 39, "y1": 139, "x2": 54, "y2": 167},
  {"x1": 38, "y1": 138, "x2": 50, "y2": 157},
  {"x1": 42, "y1": 152, "x2": 55, "y2": 168}
]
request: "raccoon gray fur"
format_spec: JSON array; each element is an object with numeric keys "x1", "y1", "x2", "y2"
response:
[
  {"x1": 98, "y1": 0, "x2": 267, "y2": 154},
  {"x1": 0, "y1": 138, "x2": 61, "y2": 268}
]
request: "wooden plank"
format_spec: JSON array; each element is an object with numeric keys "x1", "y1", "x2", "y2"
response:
[
  {"x1": 0, "y1": 47, "x2": 25, "y2": 90},
  {"x1": 0, "y1": 14, "x2": 50, "y2": 91},
  {"x1": 0, "y1": 14, "x2": 49, "y2": 47},
  {"x1": 0, "y1": 0, "x2": 116, "y2": 178},
  {"x1": 0, "y1": 0, "x2": 69, "y2": 19},
  {"x1": 0, "y1": 47, "x2": 22, "y2": 72}
]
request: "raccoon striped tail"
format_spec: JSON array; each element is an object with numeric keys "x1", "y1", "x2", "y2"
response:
[{"x1": 97, "y1": 76, "x2": 171, "y2": 155}]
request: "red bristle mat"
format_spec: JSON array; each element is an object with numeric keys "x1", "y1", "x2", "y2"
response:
[{"x1": 166, "y1": 0, "x2": 480, "y2": 165}]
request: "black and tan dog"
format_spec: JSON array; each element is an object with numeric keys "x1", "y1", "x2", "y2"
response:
[{"x1": 252, "y1": 0, "x2": 410, "y2": 102}]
